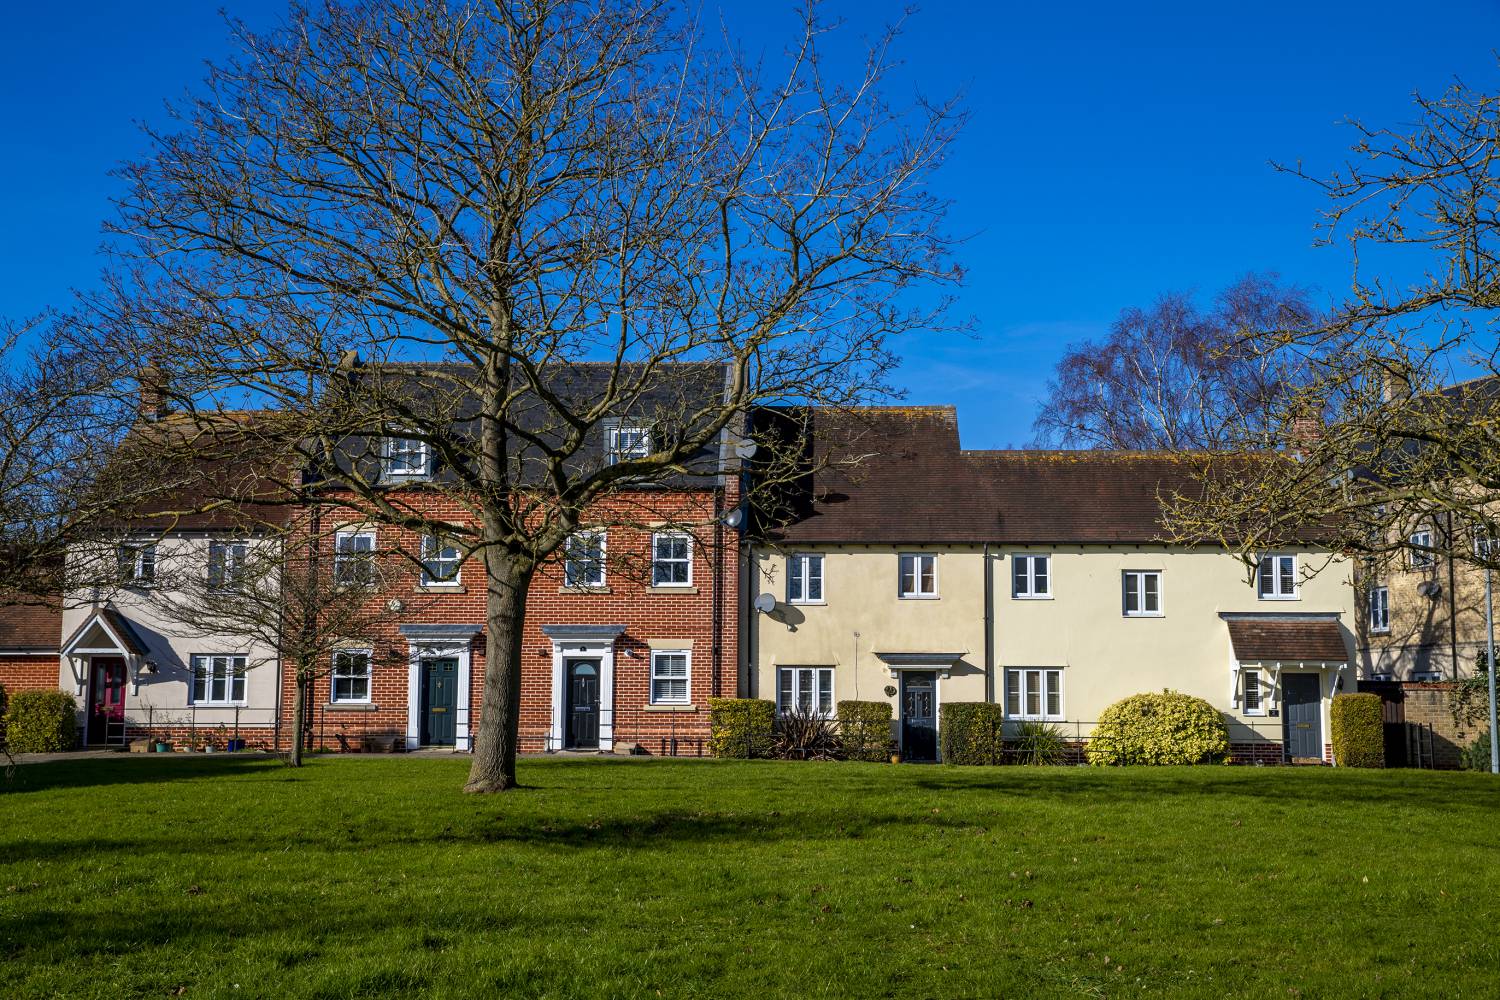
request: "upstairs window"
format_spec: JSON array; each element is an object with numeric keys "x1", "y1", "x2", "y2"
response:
[
  {"x1": 1257, "y1": 554, "x2": 1298, "y2": 600},
  {"x1": 191, "y1": 654, "x2": 247, "y2": 705},
  {"x1": 1409, "y1": 529, "x2": 1435, "y2": 568},
  {"x1": 1012, "y1": 554, "x2": 1051, "y2": 598},
  {"x1": 899, "y1": 553, "x2": 938, "y2": 598},
  {"x1": 420, "y1": 535, "x2": 462, "y2": 586},
  {"x1": 334, "y1": 530, "x2": 376, "y2": 588},
  {"x1": 117, "y1": 542, "x2": 156, "y2": 586},
  {"x1": 331, "y1": 650, "x2": 372, "y2": 703},
  {"x1": 1368, "y1": 586, "x2": 1390, "y2": 634},
  {"x1": 382, "y1": 435, "x2": 431, "y2": 479},
  {"x1": 606, "y1": 424, "x2": 652, "y2": 465},
  {"x1": 777, "y1": 666, "x2": 834, "y2": 716},
  {"x1": 650, "y1": 650, "x2": 690, "y2": 704},
  {"x1": 1122, "y1": 570, "x2": 1162, "y2": 617},
  {"x1": 207, "y1": 540, "x2": 248, "y2": 590},
  {"x1": 651, "y1": 532, "x2": 692, "y2": 587},
  {"x1": 564, "y1": 531, "x2": 606, "y2": 588},
  {"x1": 787, "y1": 553, "x2": 824, "y2": 604}
]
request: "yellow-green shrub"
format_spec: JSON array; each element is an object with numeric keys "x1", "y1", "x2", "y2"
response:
[
  {"x1": 939, "y1": 702, "x2": 1006, "y2": 765},
  {"x1": 1087, "y1": 690, "x2": 1229, "y2": 765},
  {"x1": 708, "y1": 698, "x2": 775, "y2": 759},
  {"x1": 837, "y1": 701, "x2": 893, "y2": 762},
  {"x1": 4, "y1": 690, "x2": 78, "y2": 753},
  {"x1": 1331, "y1": 693, "x2": 1385, "y2": 768}
]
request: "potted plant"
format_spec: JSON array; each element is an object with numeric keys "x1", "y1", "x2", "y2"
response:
[{"x1": 154, "y1": 739, "x2": 172, "y2": 753}]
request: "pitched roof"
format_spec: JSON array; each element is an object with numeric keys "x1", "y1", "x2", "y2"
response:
[
  {"x1": 1222, "y1": 614, "x2": 1350, "y2": 663},
  {"x1": 59, "y1": 607, "x2": 151, "y2": 657},
  {"x1": 753, "y1": 407, "x2": 1273, "y2": 545},
  {"x1": 0, "y1": 599, "x2": 62, "y2": 652}
]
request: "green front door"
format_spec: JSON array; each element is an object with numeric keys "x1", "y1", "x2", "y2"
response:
[{"x1": 421, "y1": 658, "x2": 458, "y2": 747}]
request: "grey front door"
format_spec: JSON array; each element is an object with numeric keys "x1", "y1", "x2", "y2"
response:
[
  {"x1": 1283, "y1": 673, "x2": 1323, "y2": 760},
  {"x1": 565, "y1": 659, "x2": 600, "y2": 749},
  {"x1": 901, "y1": 671, "x2": 937, "y2": 762},
  {"x1": 421, "y1": 657, "x2": 458, "y2": 747}
]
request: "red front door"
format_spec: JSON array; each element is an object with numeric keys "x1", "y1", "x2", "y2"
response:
[{"x1": 88, "y1": 657, "x2": 126, "y2": 745}]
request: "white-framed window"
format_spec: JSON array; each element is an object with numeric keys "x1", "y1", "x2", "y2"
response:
[
  {"x1": 117, "y1": 541, "x2": 156, "y2": 585},
  {"x1": 1012, "y1": 554, "x2": 1051, "y2": 599},
  {"x1": 1243, "y1": 670, "x2": 1264, "y2": 715},
  {"x1": 207, "y1": 540, "x2": 248, "y2": 590},
  {"x1": 420, "y1": 535, "x2": 462, "y2": 586},
  {"x1": 1004, "y1": 667, "x2": 1063, "y2": 721},
  {"x1": 382, "y1": 435, "x2": 431, "y2": 479},
  {"x1": 1368, "y1": 585, "x2": 1390, "y2": 634},
  {"x1": 191, "y1": 654, "x2": 247, "y2": 705},
  {"x1": 787, "y1": 553, "x2": 824, "y2": 604},
  {"x1": 1409, "y1": 529, "x2": 1434, "y2": 568},
  {"x1": 899, "y1": 553, "x2": 938, "y2": 598},
  {"x1": 1256, "y1": 554, "x2": 1298, "y2": 600},
  {"x1": 331, "y1": 649, "x2": 373, "y2": 703},
  {"x1": 1122, "y1": 570, "x2": 1162, "y2": 617},
  {"x1": 334, "y1": 530, "x2": 376, "y2": 588},
  {"x1": 606, "y1": 423, "x2": 652, "y2": 465},
  {"x1": 1475, "y1": 532, "x2": 1498, "y2": 562},
  {"x1": 777, "y1": 666, "x2": 834, "y2": 716},
  {"x1": 651, "y1": 532, "x2": 692, "y2": 587},
  {"x1": 564, "y1": 530, "x2": 606, "y2": 588},
  {"x1": 650, "y1": 650, "x2": 690, "y2": 704}
]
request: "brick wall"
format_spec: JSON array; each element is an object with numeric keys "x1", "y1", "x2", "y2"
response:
[
  {"x1": 1395, "y1": 681, "x2": 1476, "y2": 769},
  {"x1": 281, "y1": 484, "x2": 741, "y2": 756},
  {"x1": 0, "y1": 655, "x2": 59, "y2": 697}
]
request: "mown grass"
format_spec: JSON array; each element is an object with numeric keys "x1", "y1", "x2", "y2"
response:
[{"x1": 1, "y1": 757, "x2": 1498, "y2": 999}]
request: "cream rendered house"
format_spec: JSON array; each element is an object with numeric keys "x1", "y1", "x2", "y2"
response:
[{"x1": 748, "y1": 407, "x2": 1357, "y2": 763}]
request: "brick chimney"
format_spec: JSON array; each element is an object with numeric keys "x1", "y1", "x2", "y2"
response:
[{"x1": 137, "y1": 364, "x2": 168, "y2": 422}]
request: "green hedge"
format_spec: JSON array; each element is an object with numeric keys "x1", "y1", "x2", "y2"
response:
[
  {"x1": 837, "y1": 700, "x2": 893, "y2": 762},
  {"x1": 1087, "y1": 690, "x2": 1229, "y2": 765},
  {"x1": 1331, "y1": 693, "x2": 1385, "y2": 768},
  {"x1": 708, "y1": 698, "x2": 775, "y2": 759},
  {"x1": 4, "y1": 690, "x2": 78, "y2": 753},
  {"x1": 939, "y1": 702, "x2": 1007, "y2": 765}
]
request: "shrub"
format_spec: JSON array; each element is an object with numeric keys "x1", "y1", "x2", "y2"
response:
[
  {"x1": 1330, "y1": 693, "x2": 1385, "y2": 768},
  {"x1": 939, "y1": 702, "x2": 1006, "y2": 765},
  {"x1": 1009, "y1": 720, "x2": 1069, "y2": 766},
  {"x1": 1462, "y1": 729, "x2": 1495, "y2": 772},
  {"x1": 4, "y1": 690, "x2": 78, "y2": 753},
  {"x1": 772, "y1": 705, "x2": 841, "y2": 760},
  {"x1": 708, "y1": 698, "x2": 775, "y2": 759},
  {"x1": 1087, "y1": 690, "x2": 1229, "y2": 766},
  {"x1": 838, "y1": 700, "x2": 893, "y2": 762}
]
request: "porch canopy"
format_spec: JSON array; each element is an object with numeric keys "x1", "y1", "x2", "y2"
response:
[
  {"x1": 60, "y1": 607, "x2": 152, "y2": 694},
  {"x1": 1219, "y1": 612, "x2": 1351, "y2": 711}
]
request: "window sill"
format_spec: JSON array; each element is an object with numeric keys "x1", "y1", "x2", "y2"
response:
[
  {"x1": 643, "y1": 704, "x2": 698, "y2": 713},
  {"x1": 1257, "y1": 595, "x2": 1300, "y2": 602},
  {"x1": 326, "y1": 702, "x2": 379, "y2": 712},
  {"x1": 1369, "y1": 628, "x2": 1391, "y2": 636},
  {"x1": 1123, "y1": 612, "x2": 1165, "y2": 619},
  {"x1": 558, "y1": 586, "x2": 611, "y2": 595},
  {"x1": 788, "y1": 600, "x2": 827, "y2": 607},
  {"x1": 1013, "y1": 594, "x2": 1054, "y2": 601},
  {"x1": 648, "y1": 586, "x2": 698, "y2": 595},
  {"x1": 899, "y1": 594, "x2": 941, "y2": 601},
  {"x1": 418, "y1": 584, "x2": 466, "y2": 594}
]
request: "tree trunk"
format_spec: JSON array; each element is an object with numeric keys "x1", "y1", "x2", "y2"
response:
[
  {"x1": 289, "y1": 668, "x2": 306, "y2": 768},
  {"x1": 465, "y1": 548, "x2": 534, "y2": 793}
]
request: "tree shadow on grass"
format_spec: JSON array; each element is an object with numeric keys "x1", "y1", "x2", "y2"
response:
[{"x1": 1, "y1": 755, "x2": 287, "y2": 794}]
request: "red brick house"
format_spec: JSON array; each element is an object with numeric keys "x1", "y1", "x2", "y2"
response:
[{"x1": 281, "y1": 361, "x2": 743, "y2": 756}]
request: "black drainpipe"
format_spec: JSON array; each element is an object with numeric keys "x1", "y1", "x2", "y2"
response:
[
  {"x1": 712, "y1": 485, "x2": 725, "y2": 698},
  {"x1": 983, "y1": 542, "x2": 994, "y2": 703}
]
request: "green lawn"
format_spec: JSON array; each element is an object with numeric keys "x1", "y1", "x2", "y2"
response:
[{"x1": 2, "y1": 758, "x2": 1498, "y2": 999}]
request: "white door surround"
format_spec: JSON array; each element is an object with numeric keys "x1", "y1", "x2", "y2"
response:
[
  {"x1": 399, "y1": 624, "x2": 481, "y2": 751},
  {"x1": 542, "y1": 624, "x2": 625, "y2": 752}
]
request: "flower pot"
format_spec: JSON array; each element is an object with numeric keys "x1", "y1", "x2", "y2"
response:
[
  {"x1": 225, "y1": 739, "x2": 246, "y2": 752},
  {"x1": 154, "y1": 742, "x2": 170, "y2": 753},
  {"x1": 889, "y1": 753, "x2": 902, "y2": 765}
]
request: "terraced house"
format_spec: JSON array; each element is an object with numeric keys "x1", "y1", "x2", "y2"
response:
[{"x1": 746, "y1": 407, "x2": 1357, "y2": 763}]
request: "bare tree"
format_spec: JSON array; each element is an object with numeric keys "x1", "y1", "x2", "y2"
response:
[
  {"x1": 1032, "y1": 274, "x2": 1318, "y2": 450},
  {"x1": 81, "y1": 1, "x2": 964, "y2": 791}
]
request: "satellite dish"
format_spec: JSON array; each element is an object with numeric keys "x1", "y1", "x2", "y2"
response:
[
  {"x1": 753, "y1": 593, "x2": 777, "y2": 613},
  {"x1": 734, "y1": 438, "x2": 759, "y2": 460},
  {"x1": 1416, "y1": 580, "x2": 1442, "y2": 599}
]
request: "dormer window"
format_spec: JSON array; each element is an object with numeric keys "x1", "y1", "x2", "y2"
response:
[
  {"x1": 606, "y1": 423, "x2": 651, "y2": 465},
  {"x1": 382, "y1": 435, "x2": 431, "y2": 480}
]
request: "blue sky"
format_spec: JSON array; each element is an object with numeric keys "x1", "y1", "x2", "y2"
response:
[{"x1": 3, "y1": 1, "x2": 1498, "y2": 447}]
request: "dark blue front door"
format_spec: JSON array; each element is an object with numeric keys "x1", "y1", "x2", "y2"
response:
[
  {"x1": 421, "y1": 658, "x2": 457, "y2": 747},
  {"x1": 1283, "y1": 673, "x2": 1323, "y2": 760},
  {"x1": 566, "y1": 659, "x2": 600, "y2": 749},
  {"x1": 901, "y1": 671, "x2": 937, "y2": 762}
]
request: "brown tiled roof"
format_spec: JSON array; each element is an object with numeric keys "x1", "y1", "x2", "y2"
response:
[
  {"x1": 754, "y1": 407, "x2": 1275, "y2": 545},
  {"x1": 0, "y1": 599, "x2": 62, "y2": 652},
  {"x1": 1223, "y1": 615, "x2": 1350, "y2": 663}
]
